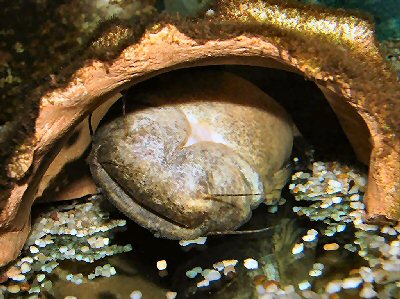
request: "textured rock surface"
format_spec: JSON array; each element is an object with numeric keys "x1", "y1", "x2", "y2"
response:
[{"x1": 0, "y1": 0, "x2": 399, "y2": 266}]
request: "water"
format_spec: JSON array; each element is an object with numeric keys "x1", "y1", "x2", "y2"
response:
[
  {"x1": 1, "y1": 1, "x2": 399, "y2": 298},
  {"x1": 4, "y1": 156, "x2": 399, "y2": 299}
]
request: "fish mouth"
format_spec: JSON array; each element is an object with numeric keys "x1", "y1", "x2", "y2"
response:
[{"x1": 88, "y1": 147, "x2": 207, "y2": 240}]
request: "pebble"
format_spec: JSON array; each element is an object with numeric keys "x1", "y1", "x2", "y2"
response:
[
  {"x1": 293, "y1": 206, "x2": 301, "y2": 213},
  {"x1": 381, "y1": 226, "x2": 397, "y2": 236},
  {"x1": 186, "y1": 267, "x2": 202, "y2": 279},
  {"x1": 292, "y1": 243, "x2": 304, "y2": 254},
  {"x1": 326, "y1": 180, "x2": 342, "y2": 193},
  {"x1": 20, "y1": 263, "x2": 31, "y2": 274},
  {"x1": 223, "y1": 265, "x2": 236, "y2": 276},
  {"x1": 256, "y1": 284, "x2": 266, "y2": 295},
  {"x1": 381, "y1": 260, "x2": 400, "y2": 272},
  {"x1": 29, "y1": 246, "x2": 39, "y2": 254},
  {"x1": 349, "y1": 194, "x2": 360, "y2": 201},
  {"x1": 336, "y1": 224, "x2": 346, "y2": 232},
  {"x1": 93, "y1": 264, "x2": 116, "y2": 278},
  {"x1": 21, "y1": 257, "x2": 34, "y2": 264},
  {"x1": 157, "y1": 260, "x2": 167, "y2": 271},
  {"x1": 222, "y1": 259, "x2": 238, "y2": 267},
  {"x1": 166, "y1": 291, "x2": 177, "y2": 299},
  {"x1": 130, "y1": 290, "x2": 142, "y2": 299},
  {"x1": 302, "y1": 234, "x2": 316, "y2": 242},
  {"x1": 69, "y1": 274, "x2": 84, "y2": 285},
  {"x1": 59, "y1": 246, "x2": 68, "y2": 253},
  {"x1": 204, "y1": 269, "x2": 221, "y2": 281},
  {"x1": 359, "y1": 267, "x2": 374, "y2": 283},
  {"x1": 35, "y1": 238, "x2": 52, "y2": 248},
  {"x1": 264, "y1": 282, "x2": 279, "y2": 293},
  {"x1": 179, "y1": 237, "x2": 207, "y2": 247},
  {"x1": 88, "y1": 236, "x2": 109, "y2": 249},
  {"x1": 302, "y1": 229, "x2": 318, "y2": 242},
  {"x1": 41, "y1": 261, "x2": 59, "y2": 273},
  {"x1": 313, "y1": 263, "x2": 324, "y2": 271},
  {"x1": 332, "y1": 196, "x2": 342, "y2": 204},
  {"x1": 323, "y1": 243, "x2": 339, "y2": 251},
  {"x1": 389, "y1": 245, "x2": 400, "y2": 256},
  {"x1": 298, "y1": 280, "x2": 311, "y2": 290},
  {"x1": 213, "y1": 262, "x2": 224, "y2": 271},
  {"x1": 81, "y1": 246, "x2": 90, "y2": 253},
  {"x1": 350, "y1": 202, "x2": 365, "y2": 210},
  {"x1": 342, "y1": 277, "x2": 363, "y2": 289},
  {"x1": 308, "y1": 229, "x2": 318, "y2": 236},
  {"x1": 11, "y1": 274, "x2": 25, "y2": 282},
  {"x1": 197, "y1": 280, "x2": 209, "y2": 288},
  {"x1": 360, "y1": 284, "x2": 378, "y2": 298},
  {"x1": 309, "y1": 269, "x2": 322, "y2": 277},
  {"x1": 7, "y1": 285, "x2": 20, "y2": 294},
  {"x1": 326, "y1": 280, "x2": 342, "y2": 294},
  {"x1": 320, "y1": 199, "x2": 332, "y2": 209},
  {"x1": 243, "y1": 258, "x2": 258, "y2": 270}
]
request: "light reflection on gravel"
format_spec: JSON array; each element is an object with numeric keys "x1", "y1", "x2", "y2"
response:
[{"x1": 0, "y1": 159, "x2": 399, "y2": 299}]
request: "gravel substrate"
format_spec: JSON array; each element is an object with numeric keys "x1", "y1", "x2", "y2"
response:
[
  {"x1": 0, "y1": 159, "x2": 399, "y2": 298},
  {"x1": 254, "y1": 160, "x2": 400, "y2": 298},
  {"x1": 0, "y1": 196, "x2": 132, "y2": 298}
]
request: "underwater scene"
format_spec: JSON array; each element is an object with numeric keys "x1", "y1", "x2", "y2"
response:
[{"x1": 0, "y1": 1, "x2": 399, "y2": 299}]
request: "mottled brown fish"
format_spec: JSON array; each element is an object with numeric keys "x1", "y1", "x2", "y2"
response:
[{"x1": 89, "y1": 72, "x2": 293, "y2": 238}]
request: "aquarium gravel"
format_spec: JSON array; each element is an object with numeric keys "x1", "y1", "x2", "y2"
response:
[
  {"x1": 0, "y1": 196, "x2": 132, "y2": 298},
  {"x1": 253, "y1": 160, "x2": 400, "y2": 298},
  {"x1": 1, "y1": 159, "x2": 400, "y2": 298}
]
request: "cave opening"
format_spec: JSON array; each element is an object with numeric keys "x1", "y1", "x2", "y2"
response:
[
  {"x1": 27, "y1": 64, "x2": 374, "y2": 298},
  {"x1": 40, "y1": 64, "x2": 369, "y2": 206}
]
